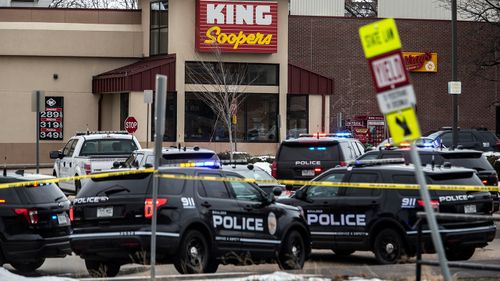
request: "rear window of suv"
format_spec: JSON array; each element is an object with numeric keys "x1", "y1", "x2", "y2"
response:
[
  {"x1": 278, "y1": 142, "x2": 340, "y2": 161},
  {"x1": 80, "y1": 139, "x2": 138, "y2": 156},
  {"x1": 0, "y1": 179, "x2": 65, "y2": 204},
  {"x1": 440, "y1": 153, "x2": 492, "y2": 171}
]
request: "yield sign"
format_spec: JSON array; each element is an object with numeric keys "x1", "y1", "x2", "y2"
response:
[{"x1": 368, "y1": 51, "x2": 409, "y2": 92}]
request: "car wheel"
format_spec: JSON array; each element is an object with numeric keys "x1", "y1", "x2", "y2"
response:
[
  {"x1": 11, "y1": 258, "x2": 45, "y2": 273},
  {"x1": 174, "y1": 230, "x2": 213, "y2": 274},
  {"x1": 373, "y1": 229, "x2": 405, "y2": 264},
  {"x1": 333, "y1": 249, "x2": 355, "y2": 256},
  {"x1": 446, "y1": 247, "x2": 475, "y2": 261},
  {"x1": 278, "y1": 230, "x2": 306, "y2": 270},
  {"x1": 75, "y1": 178, "x2": 81, "y2": 195}
]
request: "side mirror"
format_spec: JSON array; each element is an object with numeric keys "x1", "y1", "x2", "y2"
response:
[
  {"x1": 294, "y1": 189, "x2": 306, "y2": 200},
  {"x1": 49, "y1": 150, "x2": 63, "y2": 159},
  {"x1": 272, "y1": 186, "x2": 283, "y2": 197},
  {"x1": 112, "y1": 161, "x2": 121, "y2": 169}
]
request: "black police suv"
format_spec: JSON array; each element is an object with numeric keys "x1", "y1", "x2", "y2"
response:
[
  {"x1": 0, "y1": 172, "x2": 71, "y2": 272},
  {"x1": 272, "y1": 134, "x2": 365, "y2": 182},
  {"x1": 71, "y1": 167, "x2": 310, "y2": 277},
  {"x1": 278, "y1": 162, "x2": 496, "y2": 264},
  {"x1": 358, "y1": 148, "x2": 498, "y2": 186}
]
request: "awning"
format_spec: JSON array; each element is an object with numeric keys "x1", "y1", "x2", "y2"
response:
[
  {"x1": 288, "y1": 63, "x2": 334, "y2": 95},
  {"x1": 92, "y1": 54, "x2": 176, "y2": 94}
]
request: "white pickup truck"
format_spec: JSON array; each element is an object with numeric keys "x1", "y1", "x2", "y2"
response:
[{"x1": 49, "y1": 131, "x2": 141, "y2": 193}]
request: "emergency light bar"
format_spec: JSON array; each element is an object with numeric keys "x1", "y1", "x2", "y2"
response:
[
  {"x1": 348, "y1": 158, "x2": 407, "y2": 167},
  {"x1": 76, "y1": 130, "x2": 129, "y2": 136}
]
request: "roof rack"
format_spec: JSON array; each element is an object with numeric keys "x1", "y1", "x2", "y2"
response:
[
  {"x1": 75, "y1": 130, "x2": 129, "y2": 136},
  {"x1": 348, "y1": 158, "x2": 407, "y2": 167}
]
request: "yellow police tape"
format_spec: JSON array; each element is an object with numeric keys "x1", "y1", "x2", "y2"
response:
[{"x1": 1, "y1": 168, "x2": 499, "y2": 193}]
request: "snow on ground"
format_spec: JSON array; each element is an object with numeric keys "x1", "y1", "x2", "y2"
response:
[{"x1": 0, "y1": 268, "x2": 76, "y2": 281}]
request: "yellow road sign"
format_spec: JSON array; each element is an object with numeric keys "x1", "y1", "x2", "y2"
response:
[
  {"x1": 359, "y1": 18, "x2": 401, "y2": 59},
  {"x1": 386, "y1": 107, "x2": 421, "y2": 144}
]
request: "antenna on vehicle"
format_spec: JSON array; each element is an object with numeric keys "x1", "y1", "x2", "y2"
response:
[
  {"x1": 3, "y1": 156, "x2": 6, "y2": 176},
  {"x1": 178, "y1": 143, "x2": 181, "y2": 151},
  {"x1": 431, "y1": 155, "x2": 435, "y2": 171}
]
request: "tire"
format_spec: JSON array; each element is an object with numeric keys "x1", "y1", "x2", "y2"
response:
[
  {"x1": 373, "y1": 229, "x2": 405, "y2": 264},
  {"x1": 278, "y1": 230, "x2": 306, "y2": 270},
  {"x1": 85, "y1": 259, "x2": 121, "y2": 277},
  {"x1": 11, "y1": 258, "x2": 45, "y2": 273},
  {"x1": 333, "y1": 249, "x2": 355, "y2": 256},
  {"x1": 446, "y1": 247, "x2": 475, "y2": 261},
  {"x1": 174, "y1": 230, "x2": 214, "y2": 274},
  {"x1": 75, "y1": 178, "x2": 82, "y2": 195}
]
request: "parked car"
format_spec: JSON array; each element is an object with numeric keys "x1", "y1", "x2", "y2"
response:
[
  {"x1": 71, "y1": 167, "x2": 310, "y2": 277},
  {"x1": 278, "y1": 160, "x2": 496, "y2": 264},
  {"x1": 222, "y1": 163, "x2": 288, "y2": 196},
  {"x1": 427, "y1": 127, "x2": 500, "y2": 152},
  {"x1": 0, "y1": 171, "x2": 71, "y2": 273},
  {"x1": 118, "y1": 146, "x2": 220, "y2": 169},
  {"x1": 49, "y1": 131, "x2": 141, "y2": 194}
]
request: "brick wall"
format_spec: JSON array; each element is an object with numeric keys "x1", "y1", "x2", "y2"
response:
[{"x1": 289, "y1": 16, "x2": 500, "y2": 135}]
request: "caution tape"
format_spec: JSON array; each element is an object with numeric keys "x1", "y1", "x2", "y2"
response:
[{"x1": 0, "y1": 167, "x2": 499, "y2": 193}]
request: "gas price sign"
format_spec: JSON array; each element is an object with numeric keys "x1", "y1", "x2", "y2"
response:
[{"x1": 39, "y1": 97, "x2": 64, "y2": 140}]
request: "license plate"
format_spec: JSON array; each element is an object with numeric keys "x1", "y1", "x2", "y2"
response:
[
  {"x1": 302, "y1": 170, "x2": 315, "y2": 176},
  {"x1": 57, "y1": 213, "x2": 68, "y2": 225},
  {"x1": 97, "y1": 207, "x2": 113, "y2": 218},
  {"x1": 464, "y1": 204, "x2": 477, "y2": 214}
]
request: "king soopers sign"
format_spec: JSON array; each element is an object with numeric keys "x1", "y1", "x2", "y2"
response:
[{"x1": 196, "y1": 0, "x2": 278, "y2": 53}]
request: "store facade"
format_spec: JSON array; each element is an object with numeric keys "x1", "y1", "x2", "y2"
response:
[{"x1": 0, "y1": 0, "x2": 333, "y2": 164}]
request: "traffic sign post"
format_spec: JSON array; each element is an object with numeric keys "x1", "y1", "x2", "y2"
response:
[
  {"x1": 359, "y1": 18, "x2": 452, "y2": 281},
  {"x1": 124, "y1": 116, "x2": 138, "y2": 134}
]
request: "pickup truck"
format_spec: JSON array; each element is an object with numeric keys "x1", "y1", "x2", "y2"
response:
[{"x1": 49, "y1": 131, "x2": 141, "y2": 194}]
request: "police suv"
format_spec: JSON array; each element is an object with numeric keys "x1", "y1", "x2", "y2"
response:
[
  {"x1": 278, "y1": 160, "x2": 496, "y2": 264},
  {"x1": 272, "y1": 133, "x2": 365, "y2": 182},
  {"x1": 71, "y1": 167, "x2": 310, "y2": 277},
  {"x1": 0, "y1": 172, "x2": 71, "y2": 273}
]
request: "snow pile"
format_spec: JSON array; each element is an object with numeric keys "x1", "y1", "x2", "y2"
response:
[
  {"x1": 0, "y1": 268, "x2": 76, "y2": 281},
  {"x1": 222, "y1": 271, "x2": 331, "y2": 281}
]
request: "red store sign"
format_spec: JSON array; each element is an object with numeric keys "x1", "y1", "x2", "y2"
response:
[{"x1": 196, "y1": 0, "x2": 278, "y2": 53}]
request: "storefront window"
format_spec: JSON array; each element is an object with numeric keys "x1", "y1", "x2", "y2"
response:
[
  {"x1": 287, "y1": 95, "x2": 308, "y2": 139},
  {"x1": 151, "y1": 92, "x2": 176, "y2": 141},
  {"x1": 150, "y1": 0, "x2": 168, "y2": 56},
  {"x1": 185, "y1": 93, "x2": 278, "y2": 142},
  {"x1": 185, "y1": 62, "x2": 278, "y2": 86}
]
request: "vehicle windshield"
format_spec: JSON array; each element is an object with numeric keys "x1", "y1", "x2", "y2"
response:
[
  {"x1": 279, "y1": 143, "x2": 340, "y2": 161},
  {"x1": 80, "y1": 139, "x2": 138, "y2": 156}
]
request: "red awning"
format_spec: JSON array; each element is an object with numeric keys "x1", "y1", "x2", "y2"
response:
[
  {"x1": 92, "y1": 54, "x2": 176, "y2": 94},
  {"x1": 288, "y1": 63, "x2": 334, "y2": 95}
]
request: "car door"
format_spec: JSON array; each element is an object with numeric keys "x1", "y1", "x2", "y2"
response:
[
  {"x1": 59, "y1": 139, "x2": 77, "y2": 189},
  {"x1": 224, "y1": 175, "x2": 280, "y2": 252},
  {"x1": 334, "y1": 171, "x2": 382, "y2": 245},
  {"x1": 300, "y1": 171, "x2": 346, "y2": 249},
  {"x1": 195, "y1": 171, "x2": 242, "y2": 251}
]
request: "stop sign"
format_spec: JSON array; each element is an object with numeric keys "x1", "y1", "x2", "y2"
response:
[{"x1": 124, "y1": 116, "x2": 138, "y2": 134}]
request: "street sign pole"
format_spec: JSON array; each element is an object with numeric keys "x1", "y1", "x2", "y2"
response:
[
  {"x1": 150, "y1": 75, "x2": 167, "y2": 281},
  {"x1": 36, "y1": 91, "x2": 40, "y2": 174},
  {"x1": 451, "y1": 0, "x2": 459, "y2": 149},
  {"x1": 410, "y1": 143, "x2": 452, "y2": 281}
]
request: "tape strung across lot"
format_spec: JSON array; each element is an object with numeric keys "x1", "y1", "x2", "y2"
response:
[{"x1": 1, "y1": 168, "x2": 499, "y2": 193}]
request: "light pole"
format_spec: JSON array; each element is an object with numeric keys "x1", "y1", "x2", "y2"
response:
[{"x1": 451, "y1": 0, "x2": 458, "y2": 148}]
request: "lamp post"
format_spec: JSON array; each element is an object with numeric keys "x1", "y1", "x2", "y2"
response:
[{"x1": 451, "y1": 0, "x2": 459, "y2": 148}]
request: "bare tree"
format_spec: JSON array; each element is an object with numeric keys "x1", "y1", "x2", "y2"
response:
[
  {"x1": 185, "y1": 48, "x2": 251, "y2": 161},
  {"x1": 345, "y1": 0, "x2": 378, "y2": 17},
  {"x1": 437, "y1": 0, "x2": 499, "y2": 81},
  {"x1": 50, "y1": 0, "x2": 137, "y2": 9}
]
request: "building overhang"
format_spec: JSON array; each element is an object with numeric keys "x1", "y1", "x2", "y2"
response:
[
  {"x1": 92, "y1": 54, "x2": 176, "y2": 94},
  {"x1": 288, "y1": 63, "x2": 334, "y2": 95}
]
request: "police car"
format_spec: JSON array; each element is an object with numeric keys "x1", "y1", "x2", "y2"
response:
[
  {"x1": 278, "y1": 160, "x2": 496, "y2": 264},
  {"x1": 70, "y1": 167, "x2": 310, "y2": 277},
  {"x1": 0, "y1": 172, "x2": 71, "y2": 273},
  {"x1": 272, "y1": 133, "x2": 365, "y2": 182},
  {"x1": 117, "y1": 146, "x2": 220, "y2": 169}
]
